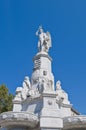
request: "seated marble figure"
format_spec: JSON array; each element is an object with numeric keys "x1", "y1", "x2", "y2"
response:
[{"x1": 56, "y1": 80, "x2": 70, "y2": 105}]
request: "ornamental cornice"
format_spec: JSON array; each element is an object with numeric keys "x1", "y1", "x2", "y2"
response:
[
  {"x1": 63, "y1": 115, "x2": 86, "y2": 129},
  {"x1": 0, "y1": 111, "x2": 39, "y2": 128},
  {"x1": 33, "y1": 52, "x2": 52, "y2": 61}
]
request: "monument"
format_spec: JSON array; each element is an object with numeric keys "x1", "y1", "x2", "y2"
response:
[{"x1": 0, "y1": 26, "x2": 86, "y2": 130}]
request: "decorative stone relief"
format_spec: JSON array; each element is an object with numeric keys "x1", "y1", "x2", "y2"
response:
[
  {"x1": 48, "y1": 100, "x2": 52, "y2": 105},
  {"x1": 37, "y1": 77, "x2": 53, "y2": 93}
]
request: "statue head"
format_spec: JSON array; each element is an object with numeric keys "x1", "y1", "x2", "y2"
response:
[
  {"x1": 24, "y1": 76, "x2": 29, "y2": 81},
  {"x1": 39, "y1": 26, "x2": 44, "y2": 33}
]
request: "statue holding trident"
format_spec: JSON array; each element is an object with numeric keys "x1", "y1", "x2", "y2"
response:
[{"x1": 36, "y1": 26, "x2": 52, "y2": 53}]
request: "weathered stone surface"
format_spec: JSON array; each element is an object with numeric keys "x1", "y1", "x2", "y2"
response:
[
  {"x1": 0, "y1": 111, "x2": 39, "y2": 128},
  {"x1": 63, "y1": 115, "x2": 86, "y2": 129}
]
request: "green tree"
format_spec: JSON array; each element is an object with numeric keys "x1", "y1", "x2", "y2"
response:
[{"x1": 0, "y1": 84, "x2": 13, "y2": 114}]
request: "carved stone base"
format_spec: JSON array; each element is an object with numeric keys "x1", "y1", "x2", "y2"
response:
[
  {"x1": 63, "y1": 115, "x2": 86, "y2": 130},
  {"x1": 0, "y1": 111, "x2": 39, "y2": 129}
]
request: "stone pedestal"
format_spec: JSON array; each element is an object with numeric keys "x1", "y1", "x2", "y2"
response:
[
  {"x1": 13, "y1": 101, "x2": 22, "y2": 112},
  {"x1": 40, "y1": 92, "x2": 63, "y2": 130}
]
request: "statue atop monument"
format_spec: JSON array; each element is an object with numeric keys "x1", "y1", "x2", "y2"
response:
[{"x1": 36, "y1": 26, "x2": 52, "y2": 53}]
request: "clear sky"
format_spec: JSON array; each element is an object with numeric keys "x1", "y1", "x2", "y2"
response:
[{"x1": 0, "y1": 0, "x2": 86, "y2": 114}]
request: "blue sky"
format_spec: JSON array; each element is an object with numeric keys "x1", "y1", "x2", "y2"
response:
[{"x1": 0, "y1": 0, "x2": 86, "y2": 114}]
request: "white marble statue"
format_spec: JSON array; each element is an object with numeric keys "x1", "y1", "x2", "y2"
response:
[
  {"x1": 37, "y1": 77, "x2": 53, "y2": 93},
  {"x1": 56, "y1": 80, "x2": 61, "y2": 90},
  {"x1": 56, "y1": 80, "x2": 70, "y2": 104},
  {"x1": 21, "y1": 76, "x2": 31, "y2": 100},
  {"x1": 14, "y1": 76, "x2": 31, "y2": 101},
  {"x1": 36, "y1": 26, "x2": 52, "y2": 53},
  {"x1": 14, "y1": 87, "x2": 22, "y2": 101}
]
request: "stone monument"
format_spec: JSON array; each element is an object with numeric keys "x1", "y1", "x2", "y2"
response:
[{"x1": 0, "y1": 26, "x2": 86, "y2": 130}]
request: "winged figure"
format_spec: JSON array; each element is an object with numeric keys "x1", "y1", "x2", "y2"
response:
[{"x1": 36, "y1": 26, "x2": 52, "y2": 53}]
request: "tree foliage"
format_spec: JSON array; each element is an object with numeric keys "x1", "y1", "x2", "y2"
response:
[{"x1": 0, "y1": 84, "x2": 13, "y2": 114}]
